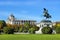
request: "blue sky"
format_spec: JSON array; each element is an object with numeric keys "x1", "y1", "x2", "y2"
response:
[{"x1": 0, "y1": 0, "x2": 60, "y2": 22}]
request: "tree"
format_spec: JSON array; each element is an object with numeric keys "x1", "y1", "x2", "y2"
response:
[
  {"x1": 7, "y1": 24, "x2": 19, "y2": 32},
  {"x1": 12, "y1": 24, "x2": 19, "y2": 32},
  {"x1": 0, "y1": 20, "x2": 6, "y2": 29},
  {"x1": 29, "y1": 28, "x2": 35, "y2": 34},
  {"x1": 24, "y1": 22, "x2": 31, "y2": 28},
  {"x1": 0, "y1": 20, "x2": 6, "y2": 34},
  {"x1": 14, "y1": 27, "x2": 19, "y2": 32},
  {"x1": 19, "y1": 25, "x2": 24, "y2": 32},
  {"x1": 19, "y1": 27, "x2": 23, "y2": 32},
  {"x1": 23, "y1": 22, "x2": 31, "y2": 33},
  {"x1": 32, "y1": 25, "x2": 39, "y2": 31},
  {"x1": 28, "y1": 25, "x2": 39, "y2": 34},
  {"x1": 42, "y1": 27, "x2": 52, "y2": 34},
  {"x1": 55, "y1": 26, "x2": 60, "y2": 34},
  {"x1": 3, "y1": 27, "x2": 14, "y2": 34}
]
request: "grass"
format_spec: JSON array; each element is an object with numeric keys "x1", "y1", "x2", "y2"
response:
[{"x1": 0, "y1": 34, "x2": 60, "y2": 40}]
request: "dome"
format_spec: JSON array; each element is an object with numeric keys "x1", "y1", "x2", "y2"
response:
[
  {"x1": 8, "y1": 14, "x2": 15, "y2": 21},
  {"x1": 41, "y1": 20, "x2": 52, "y2": 23},
  {"x1": 9, "y1": 14, "x2": 15, "y2": 19},
  {"x1": 10, "y1": 14, "x2": 15, "y2": 18}
]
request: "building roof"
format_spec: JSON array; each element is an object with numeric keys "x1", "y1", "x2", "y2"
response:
[
  {"x1": 40, "y1": 20, "x2": 52, "y2": 23},
  {"x1": 14, "y1": 20, "x2": 36, "y2": 22},
  {"x1": 54, "y1": 22, "x2": 60, "y2": 24}
]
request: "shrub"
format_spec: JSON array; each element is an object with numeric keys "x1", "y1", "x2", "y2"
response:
[
  {"x1": 42, "y1": 27, "x2": 52, "y2": 34},
  {"x1": 14, "y1": 27, "x2": 19, "y2": 32},
  {"x1": 23, "y1": 27, "x2": 28, "y2": 33},
  {"x1": 29, "y1": 28, "x2": 35, "y2": 34},
  {"x1": 0, "y1": 29, "x2": 2, "y2": 34},
  {"x1": 55, "y1": 26, "x2": 60, "y2": 34},
  {"x1": 19, "y1": 27, "x2": 23, "y2": 32},
  {"x1": 3, "y1": 27, "x2": 14, "y2": 34}
]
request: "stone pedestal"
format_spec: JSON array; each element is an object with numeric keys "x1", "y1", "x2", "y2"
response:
[{"x1": 35, "y1": 20, "x2": 53, "y2": 34}]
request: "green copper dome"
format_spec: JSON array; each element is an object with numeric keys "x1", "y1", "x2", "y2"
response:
[{"x1": 41, "y1": 20, "x2": 52, "y2": 23}]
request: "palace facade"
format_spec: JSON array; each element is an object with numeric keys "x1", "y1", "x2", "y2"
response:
[{"x1": 6, "y1": 14, "x2": 36, "y2": 25}]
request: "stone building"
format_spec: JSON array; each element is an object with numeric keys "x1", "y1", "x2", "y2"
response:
[
  {"x1": 6, "y1": 14, "x2": 36, "y2": 25},
  {"x1": 53, "y1": 22, "x2": 60, "y2": 27}
]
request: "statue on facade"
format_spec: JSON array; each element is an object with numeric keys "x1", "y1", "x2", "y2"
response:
[{"x1": 43, "y1": 8, "x2": 51, "y2": 19}]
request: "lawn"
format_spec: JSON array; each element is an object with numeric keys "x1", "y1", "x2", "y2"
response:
[{"x1": 0, "y1": 34, "x2": 60, "y2": 40}]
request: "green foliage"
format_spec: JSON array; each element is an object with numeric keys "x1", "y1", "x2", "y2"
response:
[
  {"x1": 55, "y1": 26, "x2": 60, "y2": 34},
  {"x1": 3, "y1": 27, "x2": 14, "y2": 34},
  {"x1": 14, "y1": 27, "x2": 19, "y2": 32},
  {"x1": 0, "y1": 29, "x2": 2, "y2": 34},
  {"x1": 29, "y1": 28, "x2": 35, "y2": 34},
  {"x1": 19, "y1": 27, "x2": 23, "y2": 32},
  {"x1": 42, "y1": 27, "x2": 52, "y2": 34},
  {"x1": 32, "y1": 25, "x2": 39, "y2": 31},
  {"x1": 24, "y1": 22, "x2": 31, "y2": 28},
  {"x1": 0, "y1": 20, "x2": 6, "y2": 29},
  {"x1": 19, "y1": 26, "x2": 28, "y2": 33},
  {"x1": 0, "y1": 20, "x2": 6, "y2": 34},
  {"x1": 23, "y1": 23, "x2": 38, "y2": 33},
  {"x1": 23, "y1": 27, "x2": 28, "y2": 33}
]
